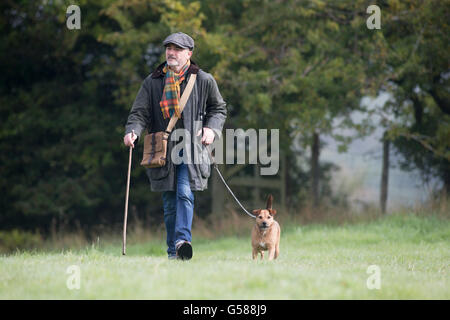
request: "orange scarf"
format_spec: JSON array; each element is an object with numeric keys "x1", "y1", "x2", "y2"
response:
[{"x1": 159, "y1": 60, "x2": 191, "y2": 119}]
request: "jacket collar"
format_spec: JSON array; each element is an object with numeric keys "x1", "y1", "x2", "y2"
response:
[{"x1": 151, "y1": 60, "x2": 199, "y2": 78}]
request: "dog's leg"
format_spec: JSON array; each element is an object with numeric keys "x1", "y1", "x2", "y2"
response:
[
  {"x1": 260, "y1": 251, "x2": 264, "y2": 260},
  {"x1": 274, "y1": 225, "x2": 280, "y2": 259},
  {"x1": 275, "y1": 238, "x2": 280, "y2": 259},
  {"x1": 252, "y1": 248, "x2": 258, "y2": 260},
  {"x1": 268, "y1": 248, "x2": 275, "y2": 261}
]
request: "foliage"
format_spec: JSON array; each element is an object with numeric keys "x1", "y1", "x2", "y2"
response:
[
  {"x1": 377, "y1": 0, "x2": 450, "y2": 190},
  {"x1": 0, "y1": 229, "x2": 43, "y2": 252}
]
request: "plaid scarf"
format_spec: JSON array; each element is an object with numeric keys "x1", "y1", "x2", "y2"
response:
[{"x1": 159, "y1": 60, "x2": 191, "y2": 119}]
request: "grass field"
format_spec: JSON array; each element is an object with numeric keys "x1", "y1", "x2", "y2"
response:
[{"x1": 1, "y1": 213, "x2": 449, "y2": 299}]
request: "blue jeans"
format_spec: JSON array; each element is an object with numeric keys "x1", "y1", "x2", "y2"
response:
[{"x1": 162, "y1": 163, "x2": 194, "y2": 257}]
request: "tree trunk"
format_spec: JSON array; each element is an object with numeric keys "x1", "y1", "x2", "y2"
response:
[
  {"x1": 281, "y1": 153, "x2": 287, "y2": 213},
  {"x1": 444, "y1": 169, "x2": 450, "y2": 196},
  {"x1": 311, "y1": 132, "x2": 320, "y2": 208},
  {"x1": 380, "y1": 131, "x2": 390, "y2": 214},
  {"x1": 211, "y1": 138, "x2": 226, "y2": 216}
]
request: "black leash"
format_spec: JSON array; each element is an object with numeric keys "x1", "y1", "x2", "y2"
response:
[
  {"x1": 199, "y1": 111, "x2": 255, "y2": 219},
  {"x1": 204, "y1": 144, "x2": 256, "y2": 219}
]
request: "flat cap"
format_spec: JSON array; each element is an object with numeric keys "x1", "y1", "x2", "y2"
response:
[{"x1": 163, "y1": 32, "x2": 194, "y2": 51}]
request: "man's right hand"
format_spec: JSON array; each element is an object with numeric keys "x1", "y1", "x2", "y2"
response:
[{"x1": 124, "y1": 130, "x2": 137, "y2": 148}]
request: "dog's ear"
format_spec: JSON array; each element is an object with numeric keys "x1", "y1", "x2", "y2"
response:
[
  {"x1": 252, "y1": 209, "x2": 261, "y2": 216},
  {"x1": 266, "y1": 194, "x2": 273, "y2": 210},
  {"x1": 268, "y1": 209, "x2": 277, "y2": 216}
]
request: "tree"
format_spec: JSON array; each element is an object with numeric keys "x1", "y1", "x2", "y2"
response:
[
  {"x1": 0, "y1": 0, "x2": 137, "y2": 232},
  {"x1": 376, "y1": 0, "x2": 450, "y2": 193},
  {"x1": 204, "y1": 0, "x2": 383, "y2": 208}
]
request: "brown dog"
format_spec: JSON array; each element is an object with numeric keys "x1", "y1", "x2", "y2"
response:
[{"x1": 251, "y1": 194, "x2": 280, "y2": 260}]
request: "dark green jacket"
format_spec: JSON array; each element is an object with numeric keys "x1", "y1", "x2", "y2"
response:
[{"x1": 125, "y1": 61, "x2": 227, "y2": 191}]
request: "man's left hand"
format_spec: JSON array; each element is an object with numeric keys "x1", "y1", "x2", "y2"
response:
[{"x1": 196, "y1": 127, "x2": 215, "y2": 145}]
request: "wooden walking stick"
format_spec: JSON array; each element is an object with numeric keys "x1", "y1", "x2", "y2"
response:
[{"x1": 122, "y1": 139, "x2": 134, "y2": 255}]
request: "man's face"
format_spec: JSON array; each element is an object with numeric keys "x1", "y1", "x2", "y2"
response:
[{"x1": 165, "y1": 43, "x2": 192, "y2": 69}]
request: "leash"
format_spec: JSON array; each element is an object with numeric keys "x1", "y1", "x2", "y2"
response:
[{"x1": 204, "y1": 144, "x2": 256, "y2": 219}]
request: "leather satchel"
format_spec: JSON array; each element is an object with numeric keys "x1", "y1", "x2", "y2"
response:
[{"x1": 140, "y1": 73, "x2": 197, "y2": 168}]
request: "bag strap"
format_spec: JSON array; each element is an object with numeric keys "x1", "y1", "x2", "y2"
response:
[{"x1": 165, "y1": 73, "x2": 197, "y2": 134}]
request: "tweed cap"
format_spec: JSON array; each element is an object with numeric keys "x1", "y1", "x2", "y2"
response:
[{"x1": 163, "y1": 32, "x2": 194, "y2": 51}]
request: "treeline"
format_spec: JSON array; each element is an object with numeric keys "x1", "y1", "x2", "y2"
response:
[{"x1": 0, "y1": 0, "x2": 448, "y2": 233}]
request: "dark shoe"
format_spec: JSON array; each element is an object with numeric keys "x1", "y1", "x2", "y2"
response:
[{"x1": 176, "y1": 241, "x2": 193, "y2": 260}]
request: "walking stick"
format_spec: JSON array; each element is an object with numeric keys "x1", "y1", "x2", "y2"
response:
[{"x1": 122, "y1": 144, "x2": 133, "y2": 255}]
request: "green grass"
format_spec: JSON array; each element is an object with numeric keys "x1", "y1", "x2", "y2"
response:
[{"x1": 1, "y1": 213, "x2": 449, "y2": 299}]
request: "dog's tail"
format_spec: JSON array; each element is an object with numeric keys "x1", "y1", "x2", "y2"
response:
[{"x1": 266, "y1": 194, "x2": 273, "y2": 210}]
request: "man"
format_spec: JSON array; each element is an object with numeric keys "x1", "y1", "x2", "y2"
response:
[{"x1": 123, "y1": 32, "x2": 227, "y2": 260}]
